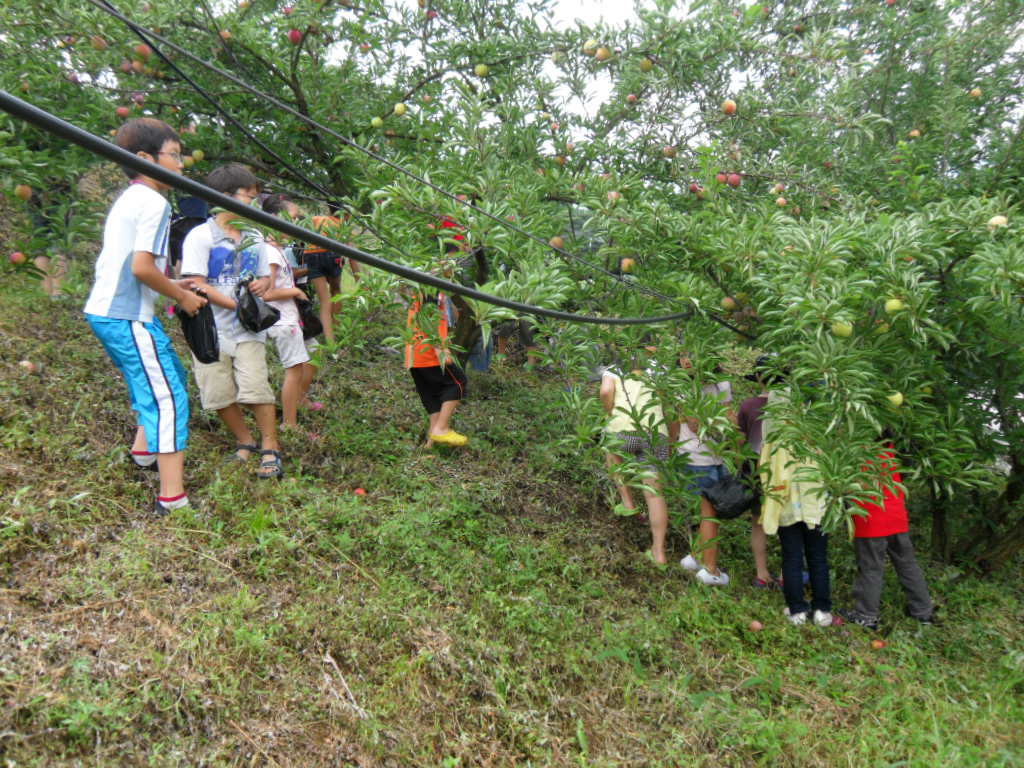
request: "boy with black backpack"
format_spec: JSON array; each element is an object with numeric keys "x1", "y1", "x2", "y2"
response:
[{"x1": 180, "y1": 163, "x2": 283, "y2": 479}]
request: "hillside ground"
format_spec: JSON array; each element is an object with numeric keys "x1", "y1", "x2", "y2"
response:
[{"x1": 0, "y1": 266, "x2": 1022, "y2": 767}]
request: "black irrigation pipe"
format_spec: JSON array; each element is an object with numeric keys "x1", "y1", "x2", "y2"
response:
[
  {"x1": 98, "y1": 0, "x2": 337, "y2": 203},
  {"x1": 80, "y1": 0, "x2": 717, "y2": 320},
  {"x1": 0, "y1": 90, "x2": 697, "y2": 326}
]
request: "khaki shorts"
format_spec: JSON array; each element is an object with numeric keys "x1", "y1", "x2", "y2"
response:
[
  {"x1": 192, "y1": 340, "x2": 274, "y2": 410},
  {"x1": 268, "y1": 324, "x2": 310, "y2": 369}
]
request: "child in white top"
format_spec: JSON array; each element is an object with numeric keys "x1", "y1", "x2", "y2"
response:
[
  {"x1": 180, "y1": 163, "x2": 283, "y2": 479},
  {"x1": 83, "y1": 118, "x2": 207, "y2": 515},
  {"x1": 262, "y1": 194, "x2": 319, "y2": 422},
  {"x1": 673, "y1": 356, "x2": 735, "y2": 586}
]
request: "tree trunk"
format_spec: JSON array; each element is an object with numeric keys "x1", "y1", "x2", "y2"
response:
[{"x1": 929, "y1": 495, "x2": 950, "y2": 563}]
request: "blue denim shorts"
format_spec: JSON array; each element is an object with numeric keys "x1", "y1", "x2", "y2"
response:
[{"x1": 685, "y1": 464, "x2": 725, "y2": 493}]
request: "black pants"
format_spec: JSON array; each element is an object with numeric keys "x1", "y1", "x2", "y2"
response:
[
  {"x1": 852, "y1": 533, "x2": 933, "y2": 622},
  {"x1": 778, "y1": 522, "x2": 831, "y2": 614}
]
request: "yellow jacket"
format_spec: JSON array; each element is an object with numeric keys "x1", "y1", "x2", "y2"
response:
[{"x1": 758, "y1": 393, "x2": 827, "y2": 534}]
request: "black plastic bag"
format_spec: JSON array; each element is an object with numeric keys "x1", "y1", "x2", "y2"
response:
[
  {"x1": 297, "y1": 298, "x2": 323, "y2": 340},
  {"x1": 701, "y1": 465, "x2": 760, "y2": 520},
  {"x1": 235, "y1": 278, "x2": 280, "y2": 333},
  {"x1": 178, "y1": 293, "x2": 220, "y2": 364}
]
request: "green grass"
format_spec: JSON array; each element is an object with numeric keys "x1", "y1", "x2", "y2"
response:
[{"x1": 0, "y1": 268, "x2": 1022, "y2": 766}]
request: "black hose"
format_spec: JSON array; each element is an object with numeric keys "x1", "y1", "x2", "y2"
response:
[{"x1": 0, "y1": 89, "x2": 696, "y2": 326}]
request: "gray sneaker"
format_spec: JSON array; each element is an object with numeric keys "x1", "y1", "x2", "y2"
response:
[{"x1": 783, "y1": 606, "x2": 807, "y2": 625}]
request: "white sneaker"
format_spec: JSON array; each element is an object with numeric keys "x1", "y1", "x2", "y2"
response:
[
  {"x1": 813, "y1": 610, "x2": 833, "y2": 627},
  {"x1": 696, "y1": 568, "x2": 730, "y2": 586},
  {"x1": 783, "y1": 606, "x2": 807, "y2": 625},
  {"x1": 680, "y1": 554, "x2": 700, "y2": 571}
]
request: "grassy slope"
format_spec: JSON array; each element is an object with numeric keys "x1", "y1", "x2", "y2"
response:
[{"x1": 0, "y1": 273, "x2": 1022, "y2": 768}]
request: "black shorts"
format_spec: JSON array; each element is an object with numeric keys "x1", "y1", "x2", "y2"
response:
[
  {"x1": 305, "y1": 250, "x2": 343, "y2": 280},
  {"x1": 410, "y1": 364, "x2": 468, "y2": 415},
  {"x1": 495, "y1": 318, "x2": 536, "y2": 347}
]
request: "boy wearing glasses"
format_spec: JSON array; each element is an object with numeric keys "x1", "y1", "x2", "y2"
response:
[
  {"x1": 181, "y1": 163, "x2": 283, "y2": 478},
  {"x1": 84, "y1": 118, "x2": 207, "y2": 516}
]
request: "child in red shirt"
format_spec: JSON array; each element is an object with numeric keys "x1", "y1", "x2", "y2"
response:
[{"x1": 845, "y1": 447, "x2": 934, "y2": 629}]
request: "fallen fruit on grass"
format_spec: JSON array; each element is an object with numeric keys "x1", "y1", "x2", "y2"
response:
[
  {"x1": 9, "y1": 251, "x2": 26, "y2": 265},
  {"x1": 354, "y1": 487, "x2": 366, "y2": 496},
  {"x1": 749, "y1": 620, "x2": 763, "y2": 632},
  {"x1": 18, "y1": 360, "x2": 37, "y2": 374},
  {"x1": 14, "y1": 184, "x2": 32, "y2": 201},
  {"x1": 871, "y1": 639, "x2": 887, "y2": 649}
]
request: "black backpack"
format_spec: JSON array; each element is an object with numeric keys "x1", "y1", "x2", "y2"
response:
[{"x1": 168, "y1": 196, "x2": 209, "y2": 270}]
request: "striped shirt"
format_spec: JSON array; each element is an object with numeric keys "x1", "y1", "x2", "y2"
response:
[{"x1": 84, "y1": 183, "x2": 171, "y2": 323}]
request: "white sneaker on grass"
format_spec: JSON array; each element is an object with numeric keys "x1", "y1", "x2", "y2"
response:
[
  {"x1": 813, "y1": 610, "x2": 834, "y2": 627},
  {"x1": 680, "y1": 554, "x2": 700, "y2": 571},
  {"x1": 783, "y1": 606, "x2": 808, "y2": 625},
  {"x1": 696, "y1": 568, "x2": 730, "y2": 586}
]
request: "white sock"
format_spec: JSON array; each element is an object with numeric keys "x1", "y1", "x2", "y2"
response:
[
  {"x1": 156, "y1": 493, "x2": 189, "y2": 510},
  {"x1": 131, "y1": 450, "x2": 157, "y2": 468}
]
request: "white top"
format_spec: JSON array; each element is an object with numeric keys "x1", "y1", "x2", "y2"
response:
[
  {"x1": 266, "y1": 244, "x2": 300, "y2": 327},
  {"x1": 676, "y1": 380, "x2": 733, "y2": 466},
  {"x1": 84, "y1": 183, "x2": 171, "y2": 323},
  {"x1": 283, "y1": 244, "x2": 307, "y2": 285},
  {"x1": 181, "y1": 218, "x2": 272, "y2": 348},
  {"x1": 603, "y1": 369, "x2": 668, "y2": 437}
]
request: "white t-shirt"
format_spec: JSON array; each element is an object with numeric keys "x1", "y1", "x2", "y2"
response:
[
  {"x1": 603, "y1": 369, "x2": 668, "y2": 437},
  {"x1": 677, "y1": 380, "x2": 733, "y2": 466},
  {"x1": 266, "y1": 244, "x2": 300, "y2": 327},
  {"x1": 84, "y1": 183, "x2": 171, "y2": 323},
  {"x1": 181, "y1": 218, "x2": 272, "y2": 348}
]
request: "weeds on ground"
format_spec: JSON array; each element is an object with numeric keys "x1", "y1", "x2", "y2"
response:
[{"x1": 0, "y1": 270, "x2": 1022, "y2": 766}]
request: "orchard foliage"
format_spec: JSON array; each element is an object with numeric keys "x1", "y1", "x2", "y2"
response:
[{"x1": 2, "y1": 0, "x2": 1023, "y2": 565}]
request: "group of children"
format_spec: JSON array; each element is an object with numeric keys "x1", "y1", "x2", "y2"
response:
[
  {"x1": 601, "y1": 354, "x2": 936, "y2": 631},
  {"x1": 83, "y1": 117, "x2": 932, "y2": 630},
  {"x1": 86, "y1": 118, "x2": 471, "y2": 515}
]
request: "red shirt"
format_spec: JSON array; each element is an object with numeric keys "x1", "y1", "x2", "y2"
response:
[
  {"x1": 852, "y1": 450, "x2": 910, "y2": 538},
  {"x1": 438, "y1": 216, "x2": 465, "y2": 241}
]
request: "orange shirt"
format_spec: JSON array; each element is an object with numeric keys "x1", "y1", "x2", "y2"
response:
[
  {"x1": 304, "y1": 215, "x2": 342, "y2": 255},
  {"x1": 405, "y1": 293, "x2": 450, "y2": 368}
]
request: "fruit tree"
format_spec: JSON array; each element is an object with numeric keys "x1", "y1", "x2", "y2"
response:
[{"x1": 2, "y1": 0, "x2": 1023, "y2": 567}]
